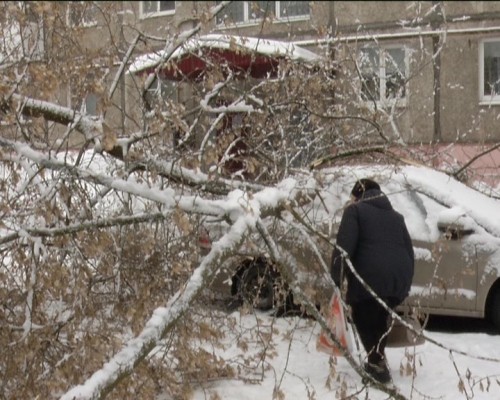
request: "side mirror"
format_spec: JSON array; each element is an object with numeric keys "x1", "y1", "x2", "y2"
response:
[
  {"x1": 437, "y1": 222, "x2": 474, "y2": 240},
  {"x1": 437, "y1": 207, "x2": 475, "y2": 240}
]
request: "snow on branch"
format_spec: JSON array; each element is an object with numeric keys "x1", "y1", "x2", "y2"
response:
[
  {"x1": 12, "y1": 94, "x2": 100, "y2": 137},
  {"x1": 0, "y1": 212, "x2": 171, "y2": 246},
  {"x1": 133, "y1": 158, "x2": 266, "y2": 195},
  {"x1": 60, "y1": 214, "x2": 252, "y2": 400},
  {"x1": 8, "y1": 94, "x2": 128, "y2": 159},
  {"x1": 1, "y1": 138, "x2": 226, "y2": 217},
  {"x1": 0, "y1": 137, "x2": 312, "y2": 223}
]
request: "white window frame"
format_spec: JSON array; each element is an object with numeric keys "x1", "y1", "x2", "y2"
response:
[
  {"x1": 358, "y1": 45, "x2": 409, "y2": 108},
  {"x1": 145, "y1": 77, "x2": 178, "y2": 108},
  {"x1": 216, "y1": 1, "x2": 310, "y2": 26},
  {"x1": 275, "y1": 1, "x2": 310, "y2": 19},
  {"x1": 140, "y1": 1, "x2": 176, "y2": 19},
  {"x1": 479, "y1": 38, "x2": 500, "y2": 105},
  {"x1": 67, "y1": 1, "x2": 98, "y2": 28}
]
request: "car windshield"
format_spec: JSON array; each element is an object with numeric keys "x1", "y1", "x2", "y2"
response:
[{"x1": 387, "y1": 187, "x2": 443, "y2": 243}]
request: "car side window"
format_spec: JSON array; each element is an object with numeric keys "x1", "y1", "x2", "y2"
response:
[
  {"x1": 407, "y1": 189, "x2": 427, "y2": 218},
  {"x1": 396, "y1": 188, "x2": 433, "y2": 241}
]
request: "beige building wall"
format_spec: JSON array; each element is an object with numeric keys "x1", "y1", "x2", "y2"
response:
[
  {"x1": 14, "y1": 1, "x2": 500, "y2": 148},
  {"x1": 124, "y1": 1, "x2": 500, "y2": 146},
  {"x1": 333, "y1": 1, "x2": 500, "y2": 144}
]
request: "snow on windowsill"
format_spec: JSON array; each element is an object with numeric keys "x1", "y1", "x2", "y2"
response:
[
  {"x1": 216, "y1": 15, "x2": 310, "y2": 30},
  {"x1": 140, "y1": 10, "x2": 175, "y2": 20},
  {"x1": 479, "y1": 99, "x2": 500, "y2": 106}
]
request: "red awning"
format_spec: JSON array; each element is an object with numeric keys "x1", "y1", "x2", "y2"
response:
[
  {"x1": 129, "y1": 34, "x2": 321, "y2": 82},
  {"x1": 157, "y1": 48, "x2": 281, "y2": 81}
]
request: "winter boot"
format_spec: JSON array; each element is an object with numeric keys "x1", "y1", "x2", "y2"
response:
[{"x1": 363, "y1": 360, "x2": 391, "y2": 384}]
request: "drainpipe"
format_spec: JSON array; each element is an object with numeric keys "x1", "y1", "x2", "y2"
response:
[
  {"x1": 431, "y1": 1, "x2": 444, "y2": 143},
  {"x1": 328, "y1": 1, "x2": 337, "y2": 59},
  {"x1": 119, "y1": 3, "x2": 126, "y2": 136}
]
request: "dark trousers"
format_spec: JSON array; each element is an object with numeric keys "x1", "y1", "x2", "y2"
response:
[{"x1": 351, "y1": 297, "x2": 397, "y2": 365}]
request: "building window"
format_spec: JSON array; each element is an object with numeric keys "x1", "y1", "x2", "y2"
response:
[
  {"x1": 277, "y1": 1, "x2": 310, "y2": 18},
  {"x1": 145, "y1": 77, "x2": 178, "y2": 108},
  {"x1": 84, "y1": 93, "x2": 99, "y2": 116},
  {"x1": 480, "y1": 39, "x2": 500, "y2": 103},
  {"x1": 140, "y1": 1, "x2": 175, "y2": 17},
  {"x1": 216, "y1": 1, "x2": 309, "y2": 25},
  {"x1": 359, "y1": 46, "x2": 407, "y2": 106},
  {"x1": 67, "y1": 1, "x2": 98, "y2": 27},
  {"x1": 68, "y1": 91, "x2": 99, "y2": 116}
]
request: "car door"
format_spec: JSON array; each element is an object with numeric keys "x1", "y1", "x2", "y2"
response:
[
  {"x1": 411, "y1": 235, "x2": 477, "y2": 314},
  {"x1": 434, "y1": 223, "x2": 478, "y2": 311},
  {"x1": 401, "y1": 191, "x2": 478, "y2": 315}
]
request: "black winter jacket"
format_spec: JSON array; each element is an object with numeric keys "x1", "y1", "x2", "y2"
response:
[{"x1": 330, "y1": 188, "x2": 414, "y2": 305}]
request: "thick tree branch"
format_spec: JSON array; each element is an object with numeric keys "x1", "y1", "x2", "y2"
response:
[
  {"x1": 309, "y1": 145, "x2": 387, "y2": 170},
  {"x1": 129, "y1": 158, "x2": 266, "y2": 196},
  {"x1": 0, "y1": 212, "x2": 170, "y2": 246},
  {"x1": 60, "y1": 209, "x2": 251, "y2": 400}
]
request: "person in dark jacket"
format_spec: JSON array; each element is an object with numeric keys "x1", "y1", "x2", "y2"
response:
[{"x1": 331, "y1": 178, "x2": 414, "y2": 384}]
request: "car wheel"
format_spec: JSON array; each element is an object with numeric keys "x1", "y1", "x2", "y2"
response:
[
  {"x1": 488, "y1": 289, "x2": 500, "y2": 330},
  {"x1": 232, "y1": 257, "x2": 291, "y2": 311}
]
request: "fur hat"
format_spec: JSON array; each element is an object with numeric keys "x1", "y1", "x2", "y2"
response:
[{"x1": 350, "y1": 178, "x2": 381, "y2": 200}]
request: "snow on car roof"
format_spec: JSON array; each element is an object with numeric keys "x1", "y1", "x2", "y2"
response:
[{"x1": 317, "y1": 164, "x2": 500, "y2": 241}]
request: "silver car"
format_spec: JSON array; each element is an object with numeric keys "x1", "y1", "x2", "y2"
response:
[{"x1": 207, "y1": 164, "x2": 500, "y2": 330}]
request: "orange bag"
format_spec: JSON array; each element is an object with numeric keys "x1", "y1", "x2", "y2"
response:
[{"x1": 316, "y1": 290, "x2": 353, "y2": 356}]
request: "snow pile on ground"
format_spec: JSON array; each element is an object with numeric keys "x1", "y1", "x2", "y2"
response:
[{"x1": 187, "y1": 311, "x2": 500, "y2": 400}]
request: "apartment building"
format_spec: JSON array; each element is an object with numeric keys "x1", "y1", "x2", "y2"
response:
[
  {"x1": 9, "y1": 2, "x2": 500, "y2": 153},
  {"x1": 106, "y1": 2, "x2": 500, "y2": 142}
]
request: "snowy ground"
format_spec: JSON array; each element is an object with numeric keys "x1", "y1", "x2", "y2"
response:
[{"x1": 191, "y1": 312, "x2": 500, "y2": 400}]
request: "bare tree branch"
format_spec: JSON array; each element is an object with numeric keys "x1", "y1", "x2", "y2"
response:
[
  {"x1": 452, "y1": 142, "x2": 500, "y2": 180},
  {"x1": 60, "y1": 207, "x2": 251, "y2": 400}
]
